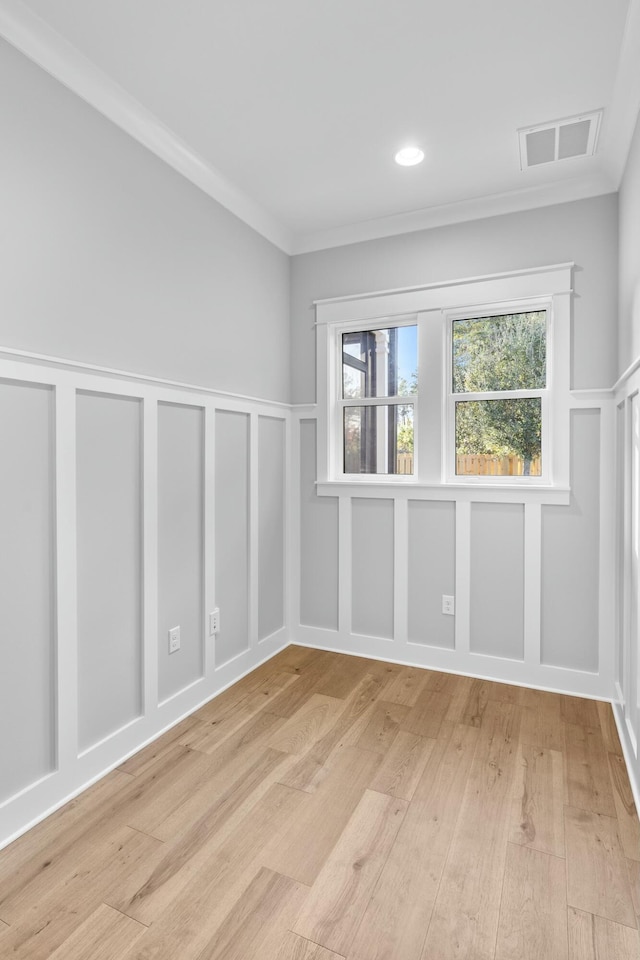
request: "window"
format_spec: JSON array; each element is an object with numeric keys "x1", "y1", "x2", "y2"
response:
[
  {"x1": 341, "y1": 324, "x2": 417, "y2": 475},
  {"x1": 448, "y1": 309, "x2": 549, "y2": 481},
  {"x1": 315, "y1": 264, "x2": 572, "y2": 500}
]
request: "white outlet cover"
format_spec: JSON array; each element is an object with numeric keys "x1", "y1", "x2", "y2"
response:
[{"x1": 169, "y1": 626, "x2": 181, "y2": 653}]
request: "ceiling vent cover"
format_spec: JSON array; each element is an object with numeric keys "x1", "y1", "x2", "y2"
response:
[{"x1": 518, "y1": 110, "x2": 602, "y2": 170}]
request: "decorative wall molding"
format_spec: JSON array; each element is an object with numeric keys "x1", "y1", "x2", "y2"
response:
[
  {"x1": 613, "y1": 352, "x2": 640, "y2": 393},
  {"x1": 0, "y1": 346, "x2": 291, "y2": 409},
  {"x1": 312, "y1": 262, "x2": 576, "y2": 309},
  {"x1": 292, "y1": 385, "x2": 617, "y2": 703},
  {"x1": 293, "y1": 177, "x2": 616, "y2": 254},
  {"x1": 612, "y1": 351, "x2": 640, "y2": 822},
  {"x1": 0, "y1": 353, "x2": 289, "y2": 849},
  {"x1": 0, "y1": 345, "x2": 633, "y2": 849}
]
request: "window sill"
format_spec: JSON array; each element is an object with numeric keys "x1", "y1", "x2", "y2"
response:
[{"x1": 315, "y1": 480, "x2": 571, "y2": 505}]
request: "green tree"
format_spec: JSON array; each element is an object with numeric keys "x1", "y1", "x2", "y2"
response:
[
  {"x1": 453, "y1": 312, "x2": 545, "y2": 476},
  {"x1": 397, "y1": 420, "x2": 414, "y2": 453},
  {"x1": 396, "y1": 373, "x2": 417, "y2": 453}
]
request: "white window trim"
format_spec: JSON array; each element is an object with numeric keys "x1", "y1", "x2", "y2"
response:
[
  {"x1": 443, "y1": 297, "x2": 553, "y2": 487},
  {"x1": 315, "y1": 263, "x2": 573, "y2": 504},
  {"x1": 330, "y1": 314, "x2": 419, "y2": 484}
]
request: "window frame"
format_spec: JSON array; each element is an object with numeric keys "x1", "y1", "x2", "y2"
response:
[
  {"x1": 315, "y1": 263, "x2": 572, "y2": 502},
  {"x1": 444, "y1": 298, "x2": 553, "y2": 486},
  {"x1": 334, "y1": 315, "x2": 419, "y2": 483}
]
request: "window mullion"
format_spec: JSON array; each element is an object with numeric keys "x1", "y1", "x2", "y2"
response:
[
  {"x1": 338, "y1": 395, "x2": 417, "y2": 408},
  {"x1": 452, "y1": 388, "x2": 546, "y2": 402}
]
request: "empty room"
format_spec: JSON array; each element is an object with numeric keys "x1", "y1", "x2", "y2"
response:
[{"x1": 1, "y1": 1, "x2": 640, "y2": 958}]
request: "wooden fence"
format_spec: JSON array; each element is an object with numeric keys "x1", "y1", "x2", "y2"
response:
[
  {"x1": 395, "y1": 453, "x2": 541, "y2": 476},
  {"x1": 456, "y1": 454, "x2": 542, "y2": 476}
]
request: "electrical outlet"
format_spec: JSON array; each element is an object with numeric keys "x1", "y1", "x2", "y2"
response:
[
  {"x1": 209, "y1": 608, "x2": 220, "y2": 635},
  {"x1": 168, "y1": 626, "x2": 181, "y2": 653},
  {"x1": 442, "y1": 595, "x2": 455, "y2": 616}
]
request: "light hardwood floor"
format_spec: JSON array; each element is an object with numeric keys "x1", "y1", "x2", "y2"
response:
[{"x1": 1, "y1": 646, "x2": 639, "y2": 959}]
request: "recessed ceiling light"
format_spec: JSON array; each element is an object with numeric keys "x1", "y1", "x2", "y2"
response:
[{"x1": 395, "y1": 146, "x2": 424, "y2": 166}]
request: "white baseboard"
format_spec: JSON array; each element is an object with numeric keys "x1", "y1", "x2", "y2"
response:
[
  {"x1": 0, "y1": 634, "x2": 289, "y2": 852},
  {"x1": 3, "y1": 634, "x2": 637, "y2": 854},
  {"x1": 293, "y1": 626, "x2": 611, "y2": 701},
  {"x1": 612, "y1": 700, "x2": 640, "y2": 819}
]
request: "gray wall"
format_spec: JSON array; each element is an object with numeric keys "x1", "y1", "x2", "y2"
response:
[
  {"x1": 258, "y1": 416, "x2": 286, "y2": 640},
  {"x1": 619, "y1": 111, "x2": 640, "y2": 375},
  {"x1": 299, "y1": 420, "x2": 339, "y2": 630},
  {"x1": 215, "y1": 410, "x2": 250, "y2": 666},
  {"x1": 158, "y1": 403, "x2": 205, "y2": 702},
  {"x1": 291, "y1": 194, "x2": 618, "y2": 403},
  {"x1": 407, "y1": 501, "x2": 455, "y2": 649},
  {"x1": 0, "y1": 41, "x2": 291, "y2": 840},
  {"x1": 470, "y1": 503, "x2": 524, "y2": 660},
  {"x1": 293, "y1": 195, "x2": 616, "y2": 674},
  {"x1": 0, "y1": 39, "x2": 290, "y2": 404},
  {"x1": 352, "y1": 499, "x2": 395, "y2": 640},
  {"x1": 77, "y1": 392, "x2": 143, "y2": 750},
  {"x1": 541, "y1": 409, "x2": 601, "y2": 673},
  {"x1": 0, "y1": 382, "x2": 55, "y2": 801}
]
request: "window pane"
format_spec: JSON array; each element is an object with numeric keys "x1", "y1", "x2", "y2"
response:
[
  {"x1": 452, "y1": 311, "x2": 546, "y2": 393},
  {"x1": 455, "y1": 399, "x2": 542, "y2": 476},
  {"x1": 344, "y1": 404, "x2": 414, "y2": 475},
  {"x1": 342, "y1": 326, "x2": 417, "y2": 399}
]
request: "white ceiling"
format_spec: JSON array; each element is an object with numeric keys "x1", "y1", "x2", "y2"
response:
[{"x1": 2, "y1": 0, "x2": 640, "y2": 253}]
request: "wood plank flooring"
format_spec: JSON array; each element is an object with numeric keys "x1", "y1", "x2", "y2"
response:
[{"x1": 0, "y1": 646, "x2": 638, "y2": 960}]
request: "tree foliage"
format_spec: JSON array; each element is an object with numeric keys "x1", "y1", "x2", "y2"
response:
[
  {"x1": 453, "y1": 312, "x2": 546, "y2": 474},
  {"x1": 396, "y1": 374, "x2": 417, "y2": 453}
]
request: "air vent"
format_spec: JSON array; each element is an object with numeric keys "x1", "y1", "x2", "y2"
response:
[{"x1": 518, "y1": 111, "x2": 602, "y2": 170}]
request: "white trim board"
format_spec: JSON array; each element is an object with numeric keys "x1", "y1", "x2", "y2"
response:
[
  {"x1": 0, "y1": 344, "x2": 634, "y2": 849},
  {"x1": 613, "y1": 701, "x2": 640, "y2": 829},
  {"x1": 293, "y1": 393, "x2": 616, "y2": 701},
  {"x1": 0, "y1": 353, "x2": 290, "y2": 849},
  {"x1": 0, "y1": 633, "x2": 289, "y2": 853},
  {"x1": 289, "y1": 640, "x2": 616, "y2": 700},
  {"x1": 293, "y1": 177, "x2": 616, "y2": 254},
  {"x1": 612, "y1": 358, "x2": 640, "y2": 829},
  {"x1": 294, "y1": 595, "x2": 609, "y2": 702},
  {"x1": 0, "y1": 346, "x2": 291, "y2": 410}
]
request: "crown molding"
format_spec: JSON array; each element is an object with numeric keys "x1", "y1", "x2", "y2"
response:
[
  {"x1": 0, "y1": 0, "x2": 293, "y2": 254},
  {"x1": 1, "y1": 0, "x2": 635, "y2": 257},
  {"x1": 600, "y1": 0, "x2": 640, "y2": 186},
  {"x1": 291, "y1": 172, "x2": 616, "y2": 254}
]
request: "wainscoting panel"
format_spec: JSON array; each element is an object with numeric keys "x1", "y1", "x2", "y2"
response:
[
  {"x1": 76, "y1": 391, "x2": 143, "y2": 752},
  {"x1": 613, "y1": 359, "x2": 640, "y2": 815},
  {"x1": 541, "y1": 408, "x2": 601, "y2": 672},
  {"x1": 0, "y1": 381, "x2": 55, "y2": 803},
  {"x1": 352, "y1": 498, "x2": 395, "y2": 640},
  {"x1": 295, "y1": 399, "x2": 615, "y2": 703},
  {"x1": 158, "y1": 401, "x2": 205, "y2": 702},
  {"x1": 0, "y1": 353, "x2": 289, "y2": 851},
  {"x1": 407, "y1": 500, "x2": 455, "y2": 648},
  {"x1": 616, "y1": 400, "x2": 626, "y2": 694},
  {"x1": 214, "y1": 409, "x2": 250, "y2": 667},
  {"x1": 299, "y1": 419, "x2": 339, "y2": 631},
  {"x1": 258, "y1": 415, "x2": 286, "y2": 641},
  {"x1": 470, "y1": 502, "x2": 525, "y2": 660},
  {"x1": 628, "y1": 394, "x2": 639, "y2": 745}
]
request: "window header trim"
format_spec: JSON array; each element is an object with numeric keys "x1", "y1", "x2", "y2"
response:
[
  {"x1": 314, "y1": 262, "x2": 574, "y2": 311},
  {"x1": 315, "y1": 264, "x2": 573, "y2": 328}
]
